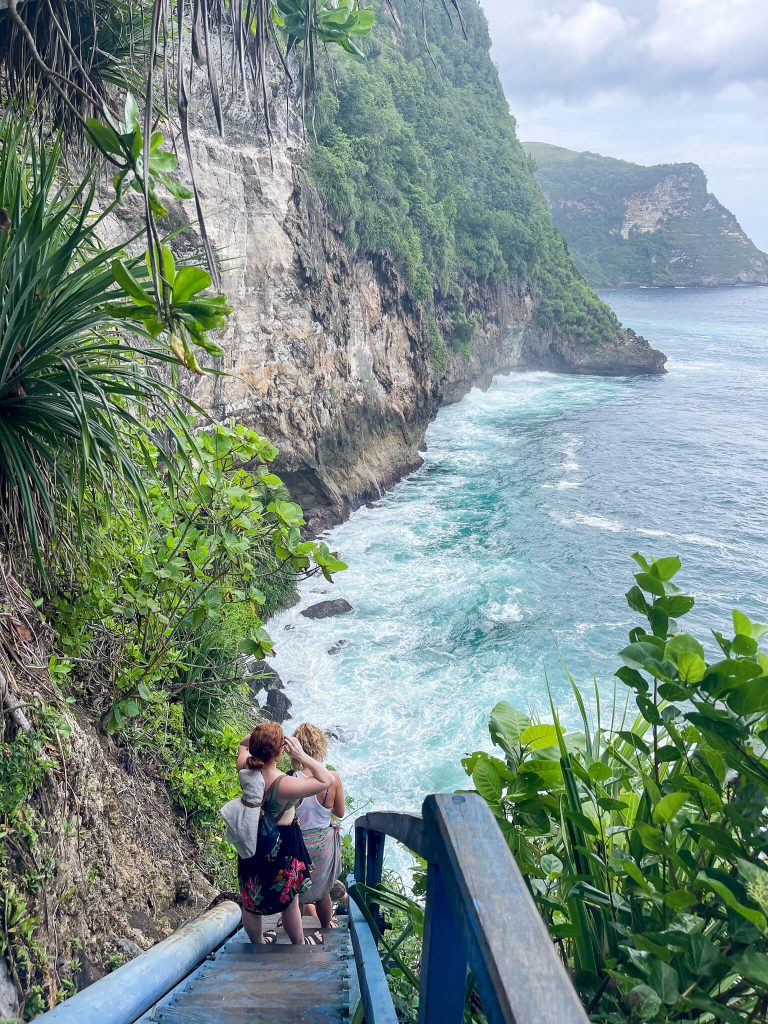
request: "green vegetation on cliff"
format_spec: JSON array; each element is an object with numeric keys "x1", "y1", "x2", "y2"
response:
[
  {"x1": 309, "y1": 0, "x2": 621, "y2": 350},
  {"x1": 526, "y1": 141, "x2": 768, "y2": 288}
]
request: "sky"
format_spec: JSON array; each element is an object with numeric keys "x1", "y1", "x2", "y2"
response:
[{"x1": 481, "y1": 0, "x2": 768, "y2": 251}]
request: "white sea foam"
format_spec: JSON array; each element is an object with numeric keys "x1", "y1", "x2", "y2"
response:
[
  {"x1": 572, "y1": 512, "x2": 625, "y2": 533},
  {"x1": 483, "y1": 599, "x2": 524, "y2": 623}
]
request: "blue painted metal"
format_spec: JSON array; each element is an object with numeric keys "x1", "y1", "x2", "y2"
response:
[
  {"x1": 348, "y1": 884, "x2": 398, "y2": 1024},
  {"x1": 34, "y1": 901, "x2": 241, "y2": 1024},
  {"x1": 418, "y1": 862, "x2": 467, "y2": 1024},
  {"x1": 354, "y1": 794, "x2": 591, "y2": 1024}
]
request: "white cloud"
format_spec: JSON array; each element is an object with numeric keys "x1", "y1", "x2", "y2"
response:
[
  {"x1": 645, "y1": 0, "x2": 768, "y2": 80},
  {"x1": 529, "y1": 3, "x2": 634, "y2": 65},
  {"x1": 483, "y1": 0, "x2": 768, "y2": 96},
  {"x1": 479, "y1": 0, "x2": 768, "y2": 248}
]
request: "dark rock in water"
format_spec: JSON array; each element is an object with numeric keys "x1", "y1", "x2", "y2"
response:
[
  {"x1": 244, "y1": 660, "x2": 284, "y2": 698},
  {"x1": 263, "y1": 689, "x2": 292, "y2": 724},
  {"x1": 301, "y1": 599, "x2": 353, "y2": 620},
  {"x1": 327, "y1": 639, "x2": 348, "y2": 656},
  {"x1": 284, "y1": 623, "x2": 296, "y2": 631},
  {"x1": 325, "y1": 726, "x2": 347, "y2": 743}
]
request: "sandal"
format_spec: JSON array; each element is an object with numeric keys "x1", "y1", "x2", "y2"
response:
[
  {"x1": 263, "y1": 931, "x2": 277, "y2": 944},
  {"x1": 304, "y1": 931, "x2": 324, "y2": 946}
]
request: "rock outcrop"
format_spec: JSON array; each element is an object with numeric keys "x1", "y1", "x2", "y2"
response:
[
  {"x1": 526, "y1": 141, "x2": 768, "y2": 288},
  {"x1": 181, "y1": 121, "x2": 664, "y2": 529}
]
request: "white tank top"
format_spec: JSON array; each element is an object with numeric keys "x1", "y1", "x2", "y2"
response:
[{"x1": 296, "y1": 772, "x2": 332, "y2": 830}]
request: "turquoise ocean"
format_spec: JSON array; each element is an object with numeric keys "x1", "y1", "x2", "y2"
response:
[{"x1": 269, "y1": 286, "x2": 768, "y2": 818}]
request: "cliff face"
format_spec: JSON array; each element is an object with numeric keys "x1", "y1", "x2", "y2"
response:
[
  {"x1": 184, "y1": 130, "x2": 664, "y2": 527},
  {"x1": 526, "y1": 142, "x2": 768, "y2": 288}
]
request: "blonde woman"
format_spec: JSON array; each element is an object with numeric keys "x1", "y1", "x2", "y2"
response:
[{"x1": 292, "y1": 723, "x2": 345, "y2": 928}]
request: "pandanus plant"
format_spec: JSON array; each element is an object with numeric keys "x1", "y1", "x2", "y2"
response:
[{"x1": 0, "y1": 118, "x2": 202, "y2": 571}]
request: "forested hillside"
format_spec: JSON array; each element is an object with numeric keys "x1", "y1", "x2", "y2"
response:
[
  {"x1": 309, "y1": 0, "x2": 622, "y2": 349},
  {"x1": 526, "y1": 142, "x2": 768, "y2": 287}
]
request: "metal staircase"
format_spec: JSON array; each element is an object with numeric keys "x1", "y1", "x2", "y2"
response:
[{"x1": 34, "y1": 794, "x2": 588, "y2": 1024}]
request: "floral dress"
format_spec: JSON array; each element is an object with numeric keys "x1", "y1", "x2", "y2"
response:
[{"x1": 238, "y1": 777, "x2": 313, "y2": 916}]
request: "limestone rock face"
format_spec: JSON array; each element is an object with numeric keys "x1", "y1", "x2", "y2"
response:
[
  {"x1": 181, "y1": 127, "x2": 664, "y2": 528},
  {"x1": 526, "y1": 142, "x2": 768, "y2": 288}
]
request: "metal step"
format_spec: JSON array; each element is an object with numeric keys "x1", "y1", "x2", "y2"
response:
[{"x1": 152, "y1": 920, "x2": 352, "y2": 1024}]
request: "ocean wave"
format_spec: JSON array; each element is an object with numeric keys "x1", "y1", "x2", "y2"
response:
[{"x1": 483, "y1": 598, "x2": 524, "y2": 623}]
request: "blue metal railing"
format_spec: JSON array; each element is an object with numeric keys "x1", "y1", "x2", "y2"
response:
[
  {"x1": 351, "y1": 793, "x2": 589, "y2": 1024},
  {"x1": 33, "y1": 793, "x2": 589, "y2": 1024},
  {"x1": 34, "y1": 900, "x2": 241, "y2": 1024}
]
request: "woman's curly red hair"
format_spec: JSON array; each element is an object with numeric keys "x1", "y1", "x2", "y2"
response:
[{"x1": 246, "y1": 722, "x2": 284, "y2": 770}]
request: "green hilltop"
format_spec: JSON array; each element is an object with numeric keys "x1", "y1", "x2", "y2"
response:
[
  {"x1": 308, "y1": 0, "x2": 624, "y2": 350},
  {"x1": 525, "y1": 142, "x2": 768, "y2": 288}
]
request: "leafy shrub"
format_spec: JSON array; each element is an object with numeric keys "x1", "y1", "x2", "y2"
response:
[
  {"x1": 465, "y1": 554, "x2": 768, "y2": 1023},
  {"x1": 52, "y1": 421, "x2": 346, "y2": 733}
]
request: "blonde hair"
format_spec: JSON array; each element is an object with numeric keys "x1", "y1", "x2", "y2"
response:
[{"x1": 292, "y1": 723, "x2": 328, "y2": 769}]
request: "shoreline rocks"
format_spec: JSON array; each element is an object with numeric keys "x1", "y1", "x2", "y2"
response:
[
  {"x1": 243, "y1": 658, "x2": 292, "y2": 724},
  {"x1": 301, "y1": 599, "x2": 353, "y2": 620}
]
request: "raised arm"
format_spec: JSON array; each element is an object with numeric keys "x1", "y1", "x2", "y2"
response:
[
  {"x1": 236, "y1": 735, "x2": 250, "y2": 771},
  {"x1": 276, "y1": 736, "x2": 334, "y2": 800},
  {"x1": 331, "y1": 771, "x2": 345, "y2": 818}
]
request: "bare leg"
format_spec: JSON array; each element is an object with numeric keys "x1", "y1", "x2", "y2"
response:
[
  {"x1": 282, "y1": 895, "x2": 304, "y2": 945},
  {"x1": 302, "y1": 902, "x2": 319, "y2": 919},
  {"x1": 241, "y1": 908, "x2": 264, "y2": 943},
  {"x1": 316, "y1": 895, "x2": 337, "y2": 928}
]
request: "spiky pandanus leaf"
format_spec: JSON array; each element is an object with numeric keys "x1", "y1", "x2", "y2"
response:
[{"x1": 0, "y1": 118, "x2": 189, "y2": 572}]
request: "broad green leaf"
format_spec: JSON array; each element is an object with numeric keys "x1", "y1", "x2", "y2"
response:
[
  {"x1": 620, "y1": 641, "x2": 676, "y2": 680},
  {"x1": 117, "y1": 698, "x2": 140, "y2": 718},
  {"x1": 653, "y1": 791, "x2": 688, "y2": 826},
  {"x1": 85, "y1": 118, "x2": 124, "y2": 155},
  {"x1": 624, "y1": 984, "x2": 661, "y2": 1020},
  {"x1": 173, "y1": 266, "x2": 212, "y2": 304},
  {"x1": 472, "y1": 758, "x2": 502, "y2": 804},
  {"x1": 697, "y1": 870, "x2": 766, "y2": 930},
  {"x1": 540, "y1": 854, "x2": 562, "y2": 877},
  {"x1": 489, "y1": 702, "x2": 530, "y2": 755},
  {"x1": 648, "y1": 959, "x2": 680, "y2": 1005},
  {"x1": 663, "y1": 889, "x2": 696, "y2": 910},
  {"x1": 635, "y1": 571, "x2": 665, "y2": 597},
  {"x1": 588, "y1": 761, "x2": 612, "y2": 782},
  {"x1": 665, "y1": 633, "x2": 705, "y2": 663},
  {"x1": 735, "y1": 947, "x2": 768, "y2": 986},
  {"x1": 520, "y1": 724, "x2": 559, "y2": 750},
  {"x1": 112, "y1": 259, "x2": 153, "y2": 306},
  {"x1": 733, "y1": 608, "x2": 752, "y2": 636},
  {"x1": 677, "y1": 651, "x2": 706, "y2": 683},
  {"x1": 124, "y1": 92, "x2": 141, "y2": 129},
  {"x1": 656, "y1": 594, "x2": 695, "y2": 618},
  {"x1": 651, "y1": 555, "x2": 681, "y2": 581}
]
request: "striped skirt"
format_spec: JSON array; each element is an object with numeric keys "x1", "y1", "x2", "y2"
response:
[{"x1": 299, "y1": 826, "x2": 341, "y2": 905}]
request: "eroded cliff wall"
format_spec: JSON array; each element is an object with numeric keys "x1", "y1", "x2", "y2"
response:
[{"x1": 182, "y1": 129, "x2": 664, "y2": 528}]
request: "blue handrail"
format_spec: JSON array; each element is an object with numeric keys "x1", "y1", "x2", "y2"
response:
[
  {"x1": 33, "y1": 900, "x2": 241, "y2": 1024},
  {"x1": 352, "y1": 794, "x2": 589, "y2": 1024}
]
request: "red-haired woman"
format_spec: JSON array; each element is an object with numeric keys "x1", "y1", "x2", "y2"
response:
[{"x1": 235, "y1": 722, "x2": 333, "y2": 945}]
